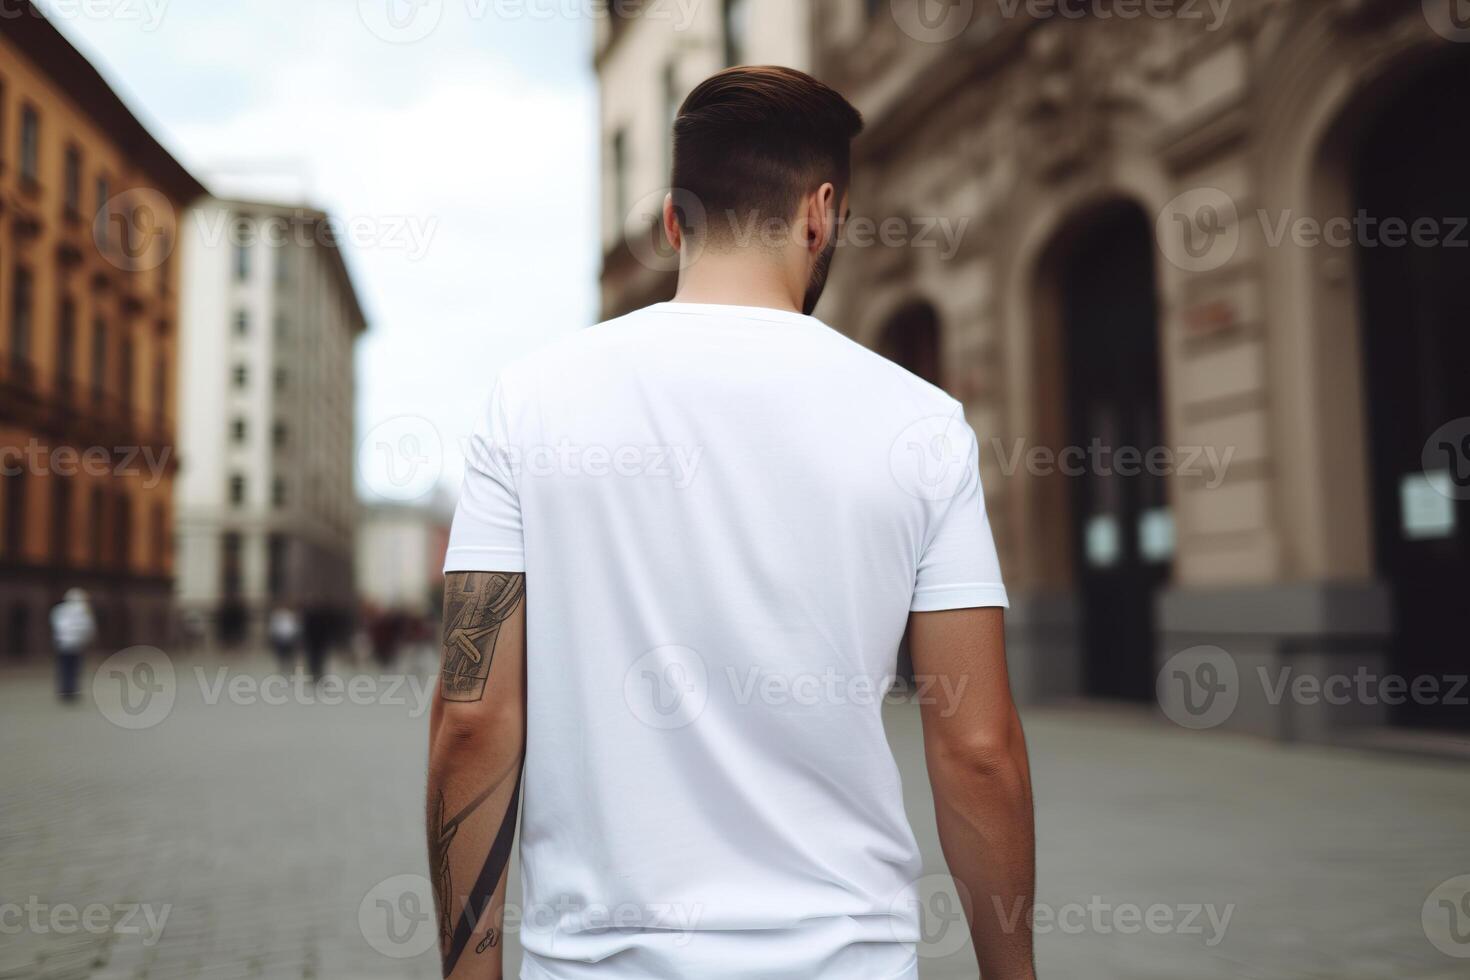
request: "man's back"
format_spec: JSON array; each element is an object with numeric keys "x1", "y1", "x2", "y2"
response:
[{"x1": 446, "y1": 301, "x2": 1008, "y2": 978}]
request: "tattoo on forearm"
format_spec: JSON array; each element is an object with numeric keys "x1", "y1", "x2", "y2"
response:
[
  {"x1": 431, "y1": 767, "x2": 523, "y2": 977},
  {"x1": 441, "y1": 572, "x2": 524, "y2": 702}
]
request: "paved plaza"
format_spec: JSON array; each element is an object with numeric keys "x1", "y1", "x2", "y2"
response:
[{"x1": 1, "y1": 651, "x2": 1468, "y2": 979}]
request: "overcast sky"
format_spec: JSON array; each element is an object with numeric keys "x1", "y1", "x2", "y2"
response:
[{"x1": 45, "y1": 0, "x2": 600, "y2": 505}]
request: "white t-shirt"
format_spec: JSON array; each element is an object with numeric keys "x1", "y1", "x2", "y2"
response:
[{"x1": 446, "y1": 301, "x2": 1008, "y2": 980}]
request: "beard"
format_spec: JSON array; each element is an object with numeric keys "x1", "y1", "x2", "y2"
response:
[{"x1": 802, "y1": 233, "x2": 839, "y2": 317}]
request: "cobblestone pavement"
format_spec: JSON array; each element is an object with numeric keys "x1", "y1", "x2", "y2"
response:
[{"x1": 2, "y1": 651, "x2": 1468, "y2": 979}]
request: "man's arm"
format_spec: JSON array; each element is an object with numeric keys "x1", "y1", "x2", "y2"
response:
[
  {"x1": 909, "y1": 606, "x2": 1035, "y2": 979},
  {"x1": 427, "y1": 571, "x2": 527, "y2": 979}
]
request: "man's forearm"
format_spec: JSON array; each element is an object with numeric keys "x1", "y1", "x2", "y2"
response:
[
  {"x1": 427, "y1": 572, "x2": 527, "y2": 979},
  {"x1": 927, "y1": 707, "x2": 1036, "y2": 979}
]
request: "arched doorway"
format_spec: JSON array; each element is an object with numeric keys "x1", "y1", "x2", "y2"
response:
[
  {"x1": 1353, "y1": 54, "x2": 1470, "y2": 731},
  {"x1": 1053, "y1": 202, "x2": 1169, "y2": 702},
  {"x1": 876, "y1": 300, "x2": 942, "y2": 387}
]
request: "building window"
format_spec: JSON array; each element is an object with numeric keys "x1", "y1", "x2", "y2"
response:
[
  {"x1": 274, "y1": 316, "x2": 288, "y2": 340},
  {"x1": 267, "y1": 533, "x2": 286, "y2": 597},
  {"x1": 233, "y1": 309, "x2": 250, "y2": 337},
  {"x1": 113, "y1": 491, "x2": 131, "y2": 570},
  {"x1": 232, "y1": 222, "x2": 251, "y2": 281},
  {"x1": 275, "y1": 246, "x2": 291, "y2": 286},
  {"x1": 89, "y1": 486, "x2": 105, "y2": 563},
  {"x1": 119, "y1": 336, "x2": 134, "y2": 417},
  {"x1": 10, "y1": 265, "x2": 33, "y2": 380},
  {"x1": 91, "y1": 318, "x2": 107, "y2": 406},
  {"x1": 56, "y1": 297, "x2": 76, "y2": 400},
  {"x1": 2, "y1": 467, "x2": 26, "y2": 559},
  {"x1": 152, "y1": 502, "x2": 167, "y2": 571},
  {"x1": 233, "y1": 363, "x2": 248, "y2": 388},
  {"x1": 274, "y1": 366, "x2": 288, "y2": 391},
  {"x1": 221, "y1": 531, "x2": 242, "y2": 597},
  {"x1": 19, "y1": 104, "x2": 39, "y2": 185},
  {"x1": 96, "y1": 174, "x2": 110, "y2": 215},
  {"x1": 64, "y1": 145, "x2": 82, "y2": 219},
  {"x1": 272, "y1": 478, "x2": 287, "y2": 508},
  {"x1": 231, "y1": 417, "x2": 247, "y2": 443},
  {"x1": 611, "y1": 129, "x2": 629, "y2": 232},
  {"x1": 51, "y1": 477, "x2": 71, "y2": 564},
  {"x1": 723, "y1": 0, "x2": 750, "y2": 67},
  {"x1": 864, "y1": 0, "x2": 882, "y2": 20},
  {"x1": 154, "y1": 353, "x2": 167, "y2": 430},
  {"x1": 272, "y1": 421, "x2": 288, "y2": 449},
  {"x1": 229, "y1": 474, "x2": 246, "y2": 506}
]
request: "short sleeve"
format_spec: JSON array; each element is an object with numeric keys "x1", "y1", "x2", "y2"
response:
[
  {"x1": 911, "y1": 414, "x2": 1009, "y2": 612},
  {"x1": 444, "y1": 380, "x2": 525, "y2": 574}
]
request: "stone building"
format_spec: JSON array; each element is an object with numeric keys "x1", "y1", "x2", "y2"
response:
[
  {"x1": 175, "y1": 200, "x2": 365, "y2": 645},
  {"x1": 810, "y1": 0, "x2": 1468, "y2": 740},
  {"x1": 0, "y1": 3, "x2": 204, "y2": 656},
  {"x1": 599, "y1": 1, "x2": 1469, "y2": 741}
]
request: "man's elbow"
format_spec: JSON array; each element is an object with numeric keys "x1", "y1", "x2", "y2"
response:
[
  {"x1": 931, "y1": 717, "x2": 1028, "y2": 785},
  {"x1": 430, "y1": 703, "x2": 521, "y2": 760}
]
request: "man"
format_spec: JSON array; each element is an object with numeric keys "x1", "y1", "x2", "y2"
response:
[
  {"x1": 267, "y1": 605, "x2": 301, "y2": 675},
  {"x1": 50, "y1": 588, "x2": 97, "y2": 702},
  {"x1": 428, "y1": 66, "x2": 1035, "y2": 980}
]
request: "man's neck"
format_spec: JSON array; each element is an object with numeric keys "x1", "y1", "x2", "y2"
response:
[{"x1": 671, "y1": 252, "x2": 803, "y2": 315}]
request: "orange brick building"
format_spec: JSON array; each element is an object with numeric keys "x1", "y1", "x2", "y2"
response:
[{"x1": 0, "y1": 4, "x2": 204, "y2": 656}]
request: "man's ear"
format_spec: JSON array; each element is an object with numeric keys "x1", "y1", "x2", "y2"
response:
[
  {"x1": 662, "y1": 193, "x2": 683, "y2": 253},
  {"x1": 806, "y1": 182, "x2": 839, "y2": 255}
]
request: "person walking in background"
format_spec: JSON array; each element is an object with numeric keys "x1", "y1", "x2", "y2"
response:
[
  {"x1": 301, "y1": 605, "x2": 335, "y2": 683},
  {"x1": 267, "y1": 606, "x2": 301, "y2": 675},
  {"x1": 49, "y1": 588, "x2": 97, "y2": 703}
]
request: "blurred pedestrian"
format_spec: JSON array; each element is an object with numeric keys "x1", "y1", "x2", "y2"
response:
[
  {"x1": 302, "y1": 606, "x2": 331, "y2": 683},
  {"x1": 267, "y1": 606, "x2": 301, "y2": 674},
  {"x1": 49, "y1": 588, "x2": 97, "y2": 703}
]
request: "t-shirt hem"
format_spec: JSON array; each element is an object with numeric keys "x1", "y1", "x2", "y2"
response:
[
  {"x1": 910, "y1": 583, "x2": 1010, "y2": 612},
  {"x1": 443, "y1": 546, "x2": 526, "y2": 574}
]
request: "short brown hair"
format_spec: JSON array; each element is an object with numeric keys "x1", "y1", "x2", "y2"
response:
[{"x1": 670, "y1": 66, "x2": 864, "y2": 245}]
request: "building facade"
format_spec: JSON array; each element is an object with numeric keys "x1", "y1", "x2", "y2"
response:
[
  {"x1": 600, "y1": 1, "x2": 1469, "y2": 741},
  {"x1": 356, "y1": 499, "x2": 451, "y2": 619},
  {"x1": 0, "y1": 4, "x2": 204, "y2": 657},
  {"x1": 811, "y1": 0, "x2": 1468, "y2": 740},
  {"x1": 176, "y1": 199, "x2": 365, "y2": 644},
  {"x1": 596, "y1": 0, "x2": 811, "y2": 317}
]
